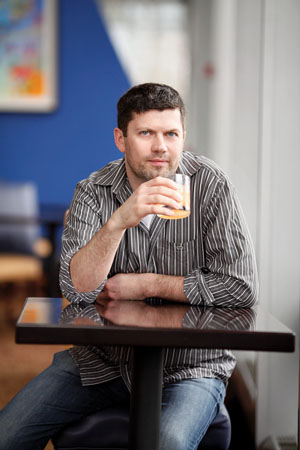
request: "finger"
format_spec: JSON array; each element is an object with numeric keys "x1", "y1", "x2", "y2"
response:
[
  {"x1": 148, "y1": 193, "x2": 182, "y2": 211},
  {"x1": 146, "y1": 185, "x2": 183, "y2": 203},
  {"x1": 146, "y1": 176, "x2": 178, "y2": 190},
  {"x1": 155, "y1": 205, "x2": 176, "y2": 217},
  {"x1": 130, "y1": 195, "x2": 181, "y2": 218}
]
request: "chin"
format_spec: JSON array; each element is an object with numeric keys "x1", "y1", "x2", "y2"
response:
[
  {"x1": 133, "y1": 164, "x2": 175, "y2": 182},
  {"x1": 148, "y1": 169, "x2": 171, "y2": 180}
]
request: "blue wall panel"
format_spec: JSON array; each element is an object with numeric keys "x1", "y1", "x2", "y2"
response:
[{"x1": 0, "y1": 0, "x2": 130, "y2": 206}]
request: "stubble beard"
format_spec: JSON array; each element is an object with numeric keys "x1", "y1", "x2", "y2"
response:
[
  {"x1": 125, "y1": 151, "x2": 180, "y2": 183},
  {"x1": 131, "y1": 163, "x2": 176, "y2": 182}
]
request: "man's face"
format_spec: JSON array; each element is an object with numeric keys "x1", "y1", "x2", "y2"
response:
[{"x1": 114, "y1": 108, "x2": 186, "y2": 190}]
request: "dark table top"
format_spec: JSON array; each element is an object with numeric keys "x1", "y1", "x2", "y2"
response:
[{"x1": 16, "y1": 297, "x2": 295, "y2": 353}]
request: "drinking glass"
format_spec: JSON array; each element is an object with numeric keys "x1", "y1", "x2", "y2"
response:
[{"x1": 158, "y1": 174, "x2": 190, "y2": 220}]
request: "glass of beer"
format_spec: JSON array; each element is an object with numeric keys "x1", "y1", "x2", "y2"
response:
[{"x1": 158, "y1": 174, "x2": 191, "y2": 220}]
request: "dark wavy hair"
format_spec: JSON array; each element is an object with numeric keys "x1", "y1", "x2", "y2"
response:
[{"x1": 117, "y1": 83, "x2": 185, "y2": 136}]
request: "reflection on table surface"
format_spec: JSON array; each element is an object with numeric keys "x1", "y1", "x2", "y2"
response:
[
  {"x1": 17, "y1": 297, "x2": 259, "y2": 330},
  {"x1": 16, "y1": 298, "x2": 295, "y2": 352}
]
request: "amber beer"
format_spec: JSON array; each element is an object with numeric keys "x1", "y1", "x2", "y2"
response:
[{"x1": 158, "y1": 174, "x2": 190, "y2": 220}]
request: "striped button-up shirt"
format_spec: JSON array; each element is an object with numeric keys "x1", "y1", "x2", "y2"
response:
[{"x1": 59, "y1": 151, "x2": 258, "y2": 387}]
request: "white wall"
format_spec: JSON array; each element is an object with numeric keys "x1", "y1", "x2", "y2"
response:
[
  {"x1": 186, "y1": 0, "x2": 213, "y2": 156},
  {"x1": 188, "y1": 0, "x2": 300, "y2": 446},
  {"x1": 255, "y1": 0, "x2": 300, "y2": 444}
]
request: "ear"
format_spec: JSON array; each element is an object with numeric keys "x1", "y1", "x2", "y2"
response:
[{"x1": 114, "y1": 128, "x2": 126, "y2": 153}]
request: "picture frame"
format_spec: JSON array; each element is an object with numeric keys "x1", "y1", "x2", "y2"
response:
[{"x1": 0, "y1": 0, "x2": 58, "y2": 112}]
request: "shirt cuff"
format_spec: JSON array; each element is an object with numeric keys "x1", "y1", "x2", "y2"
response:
[
  {"x1": 183, "y1": 269, "x2": 214, "y2": 306},
  {"x1": 59, "y1": 252, "x2": 107, "y2": 304}
]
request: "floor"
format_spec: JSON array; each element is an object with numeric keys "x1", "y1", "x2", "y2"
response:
[
  {"x1": 0, "y1": 283, "x2": 64, "y2": 450},
  {"x1": 0, "y1": 283, "x2": 256, "y2": 450}
]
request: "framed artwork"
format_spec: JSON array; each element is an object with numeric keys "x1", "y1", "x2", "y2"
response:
[{"x1": 0, "y1": 0, "x2": 58, "y2": 112}]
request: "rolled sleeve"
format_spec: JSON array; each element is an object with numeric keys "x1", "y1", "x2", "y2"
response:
[
  {"x1": 184, "y1": 179, "x2": 258, "y2": 307},
  {"x1": 59, "y1": 181, "x2": 106, "y2": 304}
]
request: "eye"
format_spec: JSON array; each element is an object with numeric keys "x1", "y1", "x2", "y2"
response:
[
  {"x1": 140, "y1": 130, "x2": 150, "y2": 136},
  {"x1": 167, "y1": 131, "x2": 178, "y2": 137}
]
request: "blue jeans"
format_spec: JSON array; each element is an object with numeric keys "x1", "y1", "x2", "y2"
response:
[{"x1": 0, "y1": 350, "x2": 225, "y2": 450}]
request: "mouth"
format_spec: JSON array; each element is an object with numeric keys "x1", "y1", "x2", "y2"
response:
[{"x1": 148, "y1": 159, "x2": 169, "y2": 167}]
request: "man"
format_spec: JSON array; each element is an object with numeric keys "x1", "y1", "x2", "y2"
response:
[{"x1": 0, "y1": 83, "x2": 258, "y2": 450}]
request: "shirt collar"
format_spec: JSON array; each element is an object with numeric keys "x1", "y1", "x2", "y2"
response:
[
  {"x1": 178, "y1": 152, "x2": 202, "y2": 176},
  {"x1": 92, "y1": 158, "x2": 132, "y2": 201}
]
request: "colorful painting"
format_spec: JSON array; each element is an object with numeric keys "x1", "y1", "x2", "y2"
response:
[{"x1": 0, "y1": 0, "x2": 57, "y2": 111}]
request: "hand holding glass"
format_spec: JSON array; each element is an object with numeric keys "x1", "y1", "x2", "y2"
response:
[{"x1": 158, "y1": 174, "x2": 190, "y2": 220}]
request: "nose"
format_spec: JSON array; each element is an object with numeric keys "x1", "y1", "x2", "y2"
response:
[{"x1": 151, "y1": 133, "x2": 167, "y2": 152}]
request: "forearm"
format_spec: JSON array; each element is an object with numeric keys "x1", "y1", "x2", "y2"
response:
[
  {"x1": 70, "y1": 214, "x2": 125, "y2": 293},
  {"x1": 65, "y1": 177, "x2": 183, "y2": 297},
  {"x1": 142, "y1": 273, "x2": 188, "y2": 303},
  {"x1": 143, "y1": 270, "x2": 258, "y2": 307}
]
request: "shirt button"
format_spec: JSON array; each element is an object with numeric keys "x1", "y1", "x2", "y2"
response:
[{"x1": 201, "y1": 267, "x2": 210, "y2": 274}]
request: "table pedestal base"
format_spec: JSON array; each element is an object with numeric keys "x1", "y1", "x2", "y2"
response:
[{"x1": 129, "y1": 346, "x2": 165, "y2": 450}]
